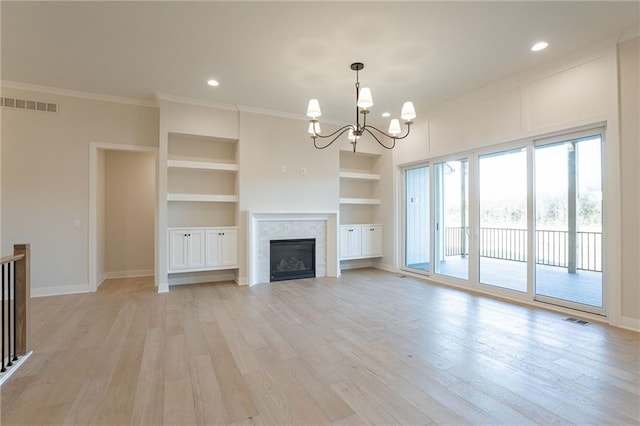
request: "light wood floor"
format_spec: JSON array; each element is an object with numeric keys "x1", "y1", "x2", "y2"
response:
[{"x1": 1, "y1": 269, "x2": 638, "y2": 425}]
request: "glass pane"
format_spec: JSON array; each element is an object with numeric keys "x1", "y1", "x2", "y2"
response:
[
  {"x1": 405, "y1": 166, "x2": 430, "y2": 272},
  {"x1": 534, "y1": 137, "x2": 602, "y2": 307},
  {"x1": 479, "y1": 149, "x2": 527, "y2": 291},
  {"x1": 434, "y1": 160, "x2": 469, "y2": 280}
]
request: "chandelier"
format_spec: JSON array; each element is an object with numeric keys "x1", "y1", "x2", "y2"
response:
[{"x1": 306, "y1": 62, "x2": 416, "y2": 153}]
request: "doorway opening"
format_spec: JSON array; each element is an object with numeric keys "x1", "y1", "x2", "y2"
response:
[{"x1": 89, "y1": 143, "x2": 158, "y2": 291}]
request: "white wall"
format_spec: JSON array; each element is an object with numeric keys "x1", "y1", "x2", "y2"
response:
[
  {"x1": 238, "y1": 112, "x2": 339, "y2": 213},
  {"x1": 104, "y1": 150, "x2": 155, "y2": 279},
  {"x1": 393, "y1": 38, "x2": 636, "y2": 327},
  {"x1": 618, "y1": 37, "x2": 640, "y2": 327},
  {"x1": 1, "y1": 87, "x2": 158, "y2": 296}
]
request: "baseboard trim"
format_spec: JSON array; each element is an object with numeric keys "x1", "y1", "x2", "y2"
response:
[
  {"x1": 340, "y1": 259, "x2": 375, "y2": 270},
  {"x1": 373, "y1": 262, "x2": 396, "y2": 273},
  {"x1": 103, "y1": 270, "x2": 154, "y2": 279},
  {"x1": 31, "y1": 284, "x2": 91, "y2": 298},
  {"x1": 0, "y1": 351, "x2": 33, "y2": 386},
  {"x1": 157, "y1": 282, "x2": 169, "y2": 293},
  {"x1": 236, "y1": 275, "x2": 248, "y2": 286},
  {"x1": 168, "y1": 273, "x2": 237, "y2": 287},
  {"x1": 619, "y1": 316, "x2": 640, "y2": 332}
]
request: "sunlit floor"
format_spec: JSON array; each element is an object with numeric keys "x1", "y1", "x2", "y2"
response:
[{"x1": 407, "y1": 256, "x2": 602, "y2": 307}]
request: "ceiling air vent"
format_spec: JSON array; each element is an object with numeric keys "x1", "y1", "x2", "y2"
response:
[{"x1": 0, "y1": 97, "x2": 58, "y2": 113}]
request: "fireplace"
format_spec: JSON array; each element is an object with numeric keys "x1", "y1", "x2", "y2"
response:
[{"x1": 270, "y1": 239, "x2": 316, "y2": 282}]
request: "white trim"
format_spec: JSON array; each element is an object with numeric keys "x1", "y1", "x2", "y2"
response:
[
  {"x1": 1, "y1": 80, "x2": 157, "y2": 108},
  {"x1": 0, "y1": 351, "x2": 33, "y2": 387},
  {"x1": 89, "y1": 142, "x2": 159, "y2": 293},
  {"x1": 619, "y1": 316, "x2": 640, "y2": 332},
  {"x1": 237, "y1": 104, "x2": 344, "y2": 125},
  {"x1": 168, "y1": 272, "x2": 237, "y2": 286},
  {"x1": 340, "y1": 259, "x2": 376, "y2": 270},
  {"x1": 158, "y1": 283, "x2": 169, "y2": 293},
  {"x1": 103, "y1": 270, "x2": 154, "y2": 280},
  {"x1": 155, "y1": 92, "x2": 237, "y2": 111},
  {"x1": 32, "y1": 284, "x2": 90, "y2": 298}
]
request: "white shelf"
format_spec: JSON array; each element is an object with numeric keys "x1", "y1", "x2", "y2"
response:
[
  {"x1": 168, "y1": 194, "x2": 238, "y2": 203},
  {"x1": 339, "y1": 197, "x2": 381, "y2": 205},
  {"x1": 339, "y1": 171, "x2": 381, "y2": 181},
  {"x1": 168, "y1": 159, "x2": 238, "y2": 171}
]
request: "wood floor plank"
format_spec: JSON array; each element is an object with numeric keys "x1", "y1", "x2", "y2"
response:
[
  {"x1": 201, "y1": 321, "x2": 259, "y2": 422},
  {"x1": 189, "y1": 354, "x2": 228, "y2": 425},
  {"x1": 1, "y1": 271, "x2": 638, "y2": 425}
]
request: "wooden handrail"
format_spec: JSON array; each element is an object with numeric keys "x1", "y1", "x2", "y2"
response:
[{"x1": 0, "y1": 254, "x2": 25, "y2": 265}]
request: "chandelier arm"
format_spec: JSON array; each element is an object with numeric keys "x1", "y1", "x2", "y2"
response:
[
  {"x1": 312, "y1": 124, "x2": 354, "y2": 140},
  {"x1": 312, "y1": 127, "x2": 353, "y2": 149},
  {"x1": 364, "y1": 121, "x2": 412, "y2": 141},
  {"x1": 362, "y1": 127, "x2": 396, "y2": 150}
]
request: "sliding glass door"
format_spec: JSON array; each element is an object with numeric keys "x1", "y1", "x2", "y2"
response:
[
  {"x1": 404, "y1": 165, "x2": 430, "y2": 273},
  {"x1": 478, "y1": 148, "x2": 528, "y2": 292},
  {"x1": 534, "y1": 135, "x2": 603, "y2": 309},
  {"x1": 400, "y1": 128, "x2": 604, "y2": 315},
  {"x1": 434, "y1": 160, "x2": 469, "y2": 280}
]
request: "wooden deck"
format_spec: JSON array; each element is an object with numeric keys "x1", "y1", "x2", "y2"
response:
[
  {"x1": 1, "y1": 270, "x2": 636, "y2": 425},
  {"x1": 408, "y1": 256, "x2": 602, "y2": 307}
]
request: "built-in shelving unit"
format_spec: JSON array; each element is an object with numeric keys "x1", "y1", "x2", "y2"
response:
[
  {"x1": 339, "y1": 150, "x2": 381, "y2": 225},
  {"x1": 167, "y1": 132, "x2": 239, "y2": 230},
  {"x1": 339, "y1": 150, "x2": 383, "y2": 261}
]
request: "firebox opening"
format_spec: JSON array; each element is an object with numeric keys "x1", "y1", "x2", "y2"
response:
[{"x1": 270, "y1": 238, "x2": 316, "y2": 282}]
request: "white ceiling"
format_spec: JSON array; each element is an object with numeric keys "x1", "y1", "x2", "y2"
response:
[{"x1": 2, "y1": 1, "x2": 638, "y2": 126}]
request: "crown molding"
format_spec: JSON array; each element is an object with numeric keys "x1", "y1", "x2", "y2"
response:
[
  {"x1": 1, "y1": 80, "x2": 157, "y2": 108},
  {"x1": 237, "y1": 104, "x2": 343, "y2": 125},
  {"x1": 619, "y1": 26, "x2": 639, "y2": 44},
  {"x1": 154, "y1": 92, "x2": 238, "y2": 111}
]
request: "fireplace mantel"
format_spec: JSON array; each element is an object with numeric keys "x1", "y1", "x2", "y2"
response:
[{"x1": 248, "y1": 212, "x2": 339, "y2": 286}]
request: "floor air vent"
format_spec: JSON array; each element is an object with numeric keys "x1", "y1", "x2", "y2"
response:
[
  {"x1": 564, "y1": 317, "x2": 590, "y2": 325},
  {"x1": 0, "y1": 97, "x2": 58, "y2": 113}
]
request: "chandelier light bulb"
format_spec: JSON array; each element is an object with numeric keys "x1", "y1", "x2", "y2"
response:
[
  {"x1": 348, "y1": 128, "x2": 356, "y2": 141},
  {"x1": 308, "y1": 122, "x2": 321, "y2": 135},
  {"x1": 388, "y1": 119, "x2": 401, "y2": 136},
  {"x1": 357, "y1": 88, "x2": 374, "y2": 109},
  {"x1": 401, "y1": 101, "x2": 416, "y2": 121},
  {"x1": 306, "y1": 99, "x2": 322, "y2": 118}
]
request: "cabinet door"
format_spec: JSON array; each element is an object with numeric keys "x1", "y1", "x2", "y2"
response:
[
  {"x1": 220, "y1": 229, "x2": 238, "y2": 267},
  {"x1": 169, "y1": 230, "x2": 189, "y2": 271},
  {"x1": 340, "y1": 226, "x2": 362, "y2": 259},
  {"x1": 362, "y1": 225, "x2": 383, "y2": 256},
  {"x1": 187, "y1": 230, "x2": 205, "y2": 269},
  {"x1": 205, "y1": 230, "x2": 222, "y2": 267}
]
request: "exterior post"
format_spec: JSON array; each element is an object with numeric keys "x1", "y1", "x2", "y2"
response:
[{"x1": 568, "y1": 143, "x2": 577, "y2": 274}]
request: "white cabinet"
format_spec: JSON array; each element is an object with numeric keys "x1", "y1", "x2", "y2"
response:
[
  {"x1": 340, "y1": 226, "x2": 362, "y2": 259},
  {"x1": 340, "y1": 224, "x2": 383, "y2": 260},
  {"x1": 168, "y1": 229, "x2": 205, "y2": 271},
  {"x1": 169, "y1": 227, "x2": 238, "y2": 273},
  {"x1": 205, "y1": 228, "x2": 238, "y2": 268},
  {"x1": 361, "y1": 225, "x2": 383, "y2": 257}
]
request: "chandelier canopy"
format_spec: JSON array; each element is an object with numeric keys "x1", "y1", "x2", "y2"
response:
[{"x1": 306, "y1": 62, "x2": 416, "y2": 153}]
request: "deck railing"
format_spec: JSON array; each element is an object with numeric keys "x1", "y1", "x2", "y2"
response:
[
  {"x1": 0, "y1": 244, "x2": 30, "y2": 381},
  {"x1": 444, "y1": 227, "x2": 602, "y2": 272}
]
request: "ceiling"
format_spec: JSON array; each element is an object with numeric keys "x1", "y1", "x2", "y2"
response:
[{"x1": 1, "y1": 1, "x2": 638, "y2": 127}]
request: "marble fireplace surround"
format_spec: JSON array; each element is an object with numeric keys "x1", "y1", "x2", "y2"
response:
[{"x1": 249, "y1": 212, "x2": 339, "y2": 286}]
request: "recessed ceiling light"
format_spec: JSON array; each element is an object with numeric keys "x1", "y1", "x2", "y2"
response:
[
  {"x1": 207, "y1": 79, "x2": 219, "y2": 87},
  {"x1": 531, "y1": 41, "x2": 548, "y2": 52},
  {"x1": 382, "y1": 112, "x2": 391, "y2": 117}
]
